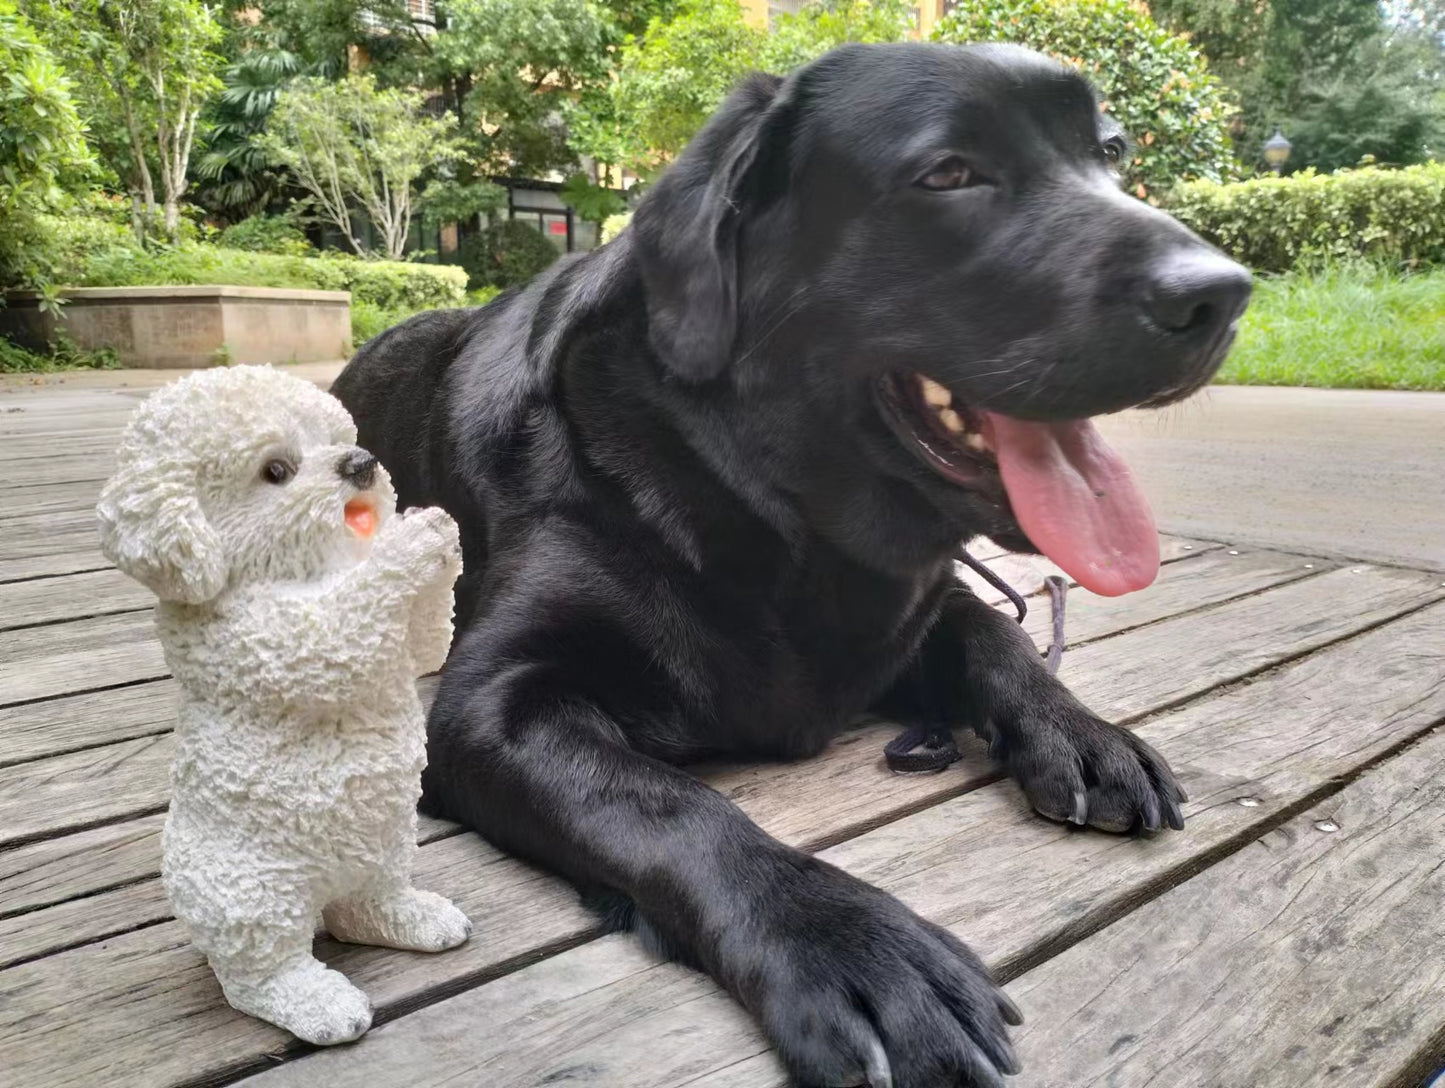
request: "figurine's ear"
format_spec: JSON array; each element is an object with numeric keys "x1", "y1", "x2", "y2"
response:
[{"x1": 97, "y1": 461, "x2": 227, "y2": 605}]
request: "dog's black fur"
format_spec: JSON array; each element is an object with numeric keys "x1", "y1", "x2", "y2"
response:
[{"x1": 334, "y1": 43, "x2": 1251, "y2": 1088}]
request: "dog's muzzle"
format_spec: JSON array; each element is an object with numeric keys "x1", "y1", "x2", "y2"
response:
[{"x1": 337, "y1": 449, "x2": 379, "y2": 490}]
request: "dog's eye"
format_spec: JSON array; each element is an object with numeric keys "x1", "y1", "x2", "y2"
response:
[
  {"x1": 1103, "y1": 138, "x2": 1126, "y2": 167},
  {"x1": 261, "y1": 459, "x2": 295, "y2": 485},
  {"x1": 917, "y1": 158, "x2": 980, "y2": 191}
]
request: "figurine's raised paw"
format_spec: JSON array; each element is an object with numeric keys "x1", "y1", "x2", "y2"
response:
[
  {"x1": 325, "y1": 887, "x2": 472, "y2": 953},
  {"x1": 394, "y1": 506, "x2": 461, "y2": 580},
  {"x1": 221, "y1": 959, "x2": 372, "y2": 1046}
]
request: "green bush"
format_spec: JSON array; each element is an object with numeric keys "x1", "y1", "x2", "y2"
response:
[
  {"x1": 351, "y1": 286, "x2": 501, "y2": 347},
  {"x1": 933, "y1": 0, "x2": 1237, "y2": 199},
  {"x1": 1165, "y1": 163, "x2": 1445, "y2": 273},
  {"x1": 217, "y1": 214, "x2": 312, "y2": 255},
  {"x1": 59, "y1": 240, "x2": 467, "y2": 310},
  {"x1": 453, "y1": 220, "x2": 560, "y2": 290}
]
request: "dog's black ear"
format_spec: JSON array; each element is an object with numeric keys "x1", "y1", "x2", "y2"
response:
[{"x1": 633, "y1": 73, "x2": 791, "y2": 383}]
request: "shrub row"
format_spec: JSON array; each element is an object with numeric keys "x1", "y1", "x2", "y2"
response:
[
  {"x1": 13, "y1": 210, "x2": 467, "y2": 311},
  {"x1": 1164, "y1": 163, "x2": 1445, "y2": 273}
]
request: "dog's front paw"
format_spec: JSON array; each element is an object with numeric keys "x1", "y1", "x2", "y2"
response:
[
  {"x1": 999, "y1": 710, "x2": 1186, "y2": 833},
  {"x1": 733, "y1": 860, "x2": 1019, "y2": 1088}
]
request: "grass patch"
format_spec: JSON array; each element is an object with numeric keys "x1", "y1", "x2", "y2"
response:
[{"x1": 1219, "y1": 264, "x2": 1445, "y2": 391}]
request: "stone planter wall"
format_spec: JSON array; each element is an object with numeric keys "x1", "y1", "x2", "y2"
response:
[{"x1": 0, "y1": 285, "x2": 351, "y2": 369}]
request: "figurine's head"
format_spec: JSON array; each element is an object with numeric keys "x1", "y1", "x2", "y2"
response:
[{"x1": 97, "y1": 365, "x2": 395, "y2": 604}]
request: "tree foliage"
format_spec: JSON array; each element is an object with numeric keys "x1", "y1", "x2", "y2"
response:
[
  {"x1": 572, "y1": 0, "x2": 914, "y2": 180},
  {"x1": 193, "y1": 46, "x2": 303, "y2": 219},
  {"x1": 0, "y1": 0, "x2": 93, "y2": 293},
  {"x1": 19, "y1": 0, "x2": 224, "y2": 242},
  {"x1": 259, "y1": 74, "x2": 459, "y2": 259},
  {"x1": 431, "y1": 0, "x2": 616, "y2": 178},
  {"x1": 1152, "y1": 0, "x2": 1445, "y2": 171},
  {"x1": 934, "y1": 0, "x2": 1237, "y2": 198},
  {"x1": 0, "y1": 1, "x2": 91, "y2": 215}
]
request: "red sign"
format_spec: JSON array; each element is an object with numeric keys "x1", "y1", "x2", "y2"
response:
[{"x1": 548, "y1": 221, "x2": 567, "y2": 236}]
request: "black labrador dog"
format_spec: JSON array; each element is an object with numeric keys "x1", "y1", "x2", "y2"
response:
[{"x1": 334, "y1": 42, "x2": 1250, "y2": 1088}]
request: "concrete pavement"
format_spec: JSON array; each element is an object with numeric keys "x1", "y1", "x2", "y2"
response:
[
  {"x1": 1097, "y1": 385, "x2": 1445, "y2": 572},
  {"x1": 6, "y1": 367, "x2": 1440, "y2": 571}
]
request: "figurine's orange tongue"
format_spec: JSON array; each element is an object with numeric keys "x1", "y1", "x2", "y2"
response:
[{"x1": 344, "y1": 499, "x2": 378, "y2": 539}]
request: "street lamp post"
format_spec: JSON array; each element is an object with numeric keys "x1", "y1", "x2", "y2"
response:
[{"x1": 1262, "y1": 129, "x2": 1292, "y2": 175}]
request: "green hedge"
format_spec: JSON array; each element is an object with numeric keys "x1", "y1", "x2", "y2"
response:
[
  {"x1": 70, "y1": 245, "x2": 466, "y2": 310},
  {"x1": 1165, "y1": 163, "x2": 1445, "y2": 273}
]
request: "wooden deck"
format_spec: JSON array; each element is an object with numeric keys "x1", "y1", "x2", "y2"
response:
[{"x1": 2, "y1": 376, "x2": 1444, "y2": 1088}]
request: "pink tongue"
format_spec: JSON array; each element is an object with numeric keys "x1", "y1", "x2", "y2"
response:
[{"x1": 982, "y1": 412, "x2": 1159, "y2": 597}]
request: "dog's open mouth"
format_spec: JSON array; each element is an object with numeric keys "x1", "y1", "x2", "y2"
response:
[
  {"x1": 344, "y1": 497, "x2": 379, "y2": 539},
  {"x1": 878, "y1": 372, "x2": 1160, "y2": 597}
]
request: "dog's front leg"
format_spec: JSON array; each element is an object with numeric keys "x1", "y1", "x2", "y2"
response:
[
  {"x1": 926, "y1": 588, "x2": 1187, "y2": 833},
  {"x1": 421, "y1": 657, "x2": 1021, "y2": 1088}
]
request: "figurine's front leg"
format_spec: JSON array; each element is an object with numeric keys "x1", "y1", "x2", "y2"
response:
[{"x1": 322, "y1": 834, "x2": 471, "y2": 953}]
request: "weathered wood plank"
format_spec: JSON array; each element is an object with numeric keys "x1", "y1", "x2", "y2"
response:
[
  {"x1": 0, "y1": 434, "x2": 127, "y2": 460},
  {"x1": 0, "y1": 610, "x2": 163, "y2": 708},
  {"x1": 0, "y1": 878, "x2": 171, "y2": 969},
  {"x1": 9, "y1": 599, "x2": 1444, "y2": 1088},
  {"x1": 1055, "y1": 564, "x2": 1440, "y2": 722},
  {"x1": 0, "y1": 733, "x2": 172, "y2": 849},
  {"x1": 0, "y1": 479, "x2": 105, "y2": 521},
  {"x1": 0, "y1": 814, "x2": 461, "y2": 969},
  {"x1": 1006, "y1": 727, "x2": 1445, "y2": 1088},
  {"x1": 958, "y1": 534, "x2": 1216, "y2": 605},
  {"x1": 0, "y1": 507, "x2": 109, "y2": 580},
  {"x1": 0, "y1": 457, "x2": 116, "y2": 493},
  {"x1": 0, "y1": 813, "x2": 167, "y2": 915},
  {"x1": 1018, "y1": 545, "x2": 1323, "y2": 649},
  {"x1": 0, "y1": 568, "x2": 151, "y2": 632},
  {"x1": 0, "y1": 679, "x2": 174, "y2": 768},
  {"x1": 0, "y1": 550, "x2": 1349, "y2": 877},
  {"x1": 230, "y1": 601, "x2": 1445, "y2": 1088}
]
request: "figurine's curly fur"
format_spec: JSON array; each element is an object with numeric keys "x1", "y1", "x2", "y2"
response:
[{"x1": 96, "y1": 365, "x2": 470, "y2": 1045}]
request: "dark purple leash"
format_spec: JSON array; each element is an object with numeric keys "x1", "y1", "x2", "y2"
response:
[{"x1": 884, "y1": 549, "x2": 1068, "y2": 774}]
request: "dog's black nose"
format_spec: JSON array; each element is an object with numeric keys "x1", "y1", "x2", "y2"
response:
[
  {"x1": 1141, "y1": 251, "x2": 1253, "y2": 337},
  {"x1": 337, "y1": 449, "x2": 378, "y2": 489}
]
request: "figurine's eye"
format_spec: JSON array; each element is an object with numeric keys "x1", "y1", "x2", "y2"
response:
[{"x1": 261, "y1": 458, "x2": 295, "y2": 485}]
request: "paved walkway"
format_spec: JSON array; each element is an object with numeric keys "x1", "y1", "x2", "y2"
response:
[
  {"x1": 1099, "y1": 385, "x2": 1445, "y2": 572},
  {"x1": 6, "y1": 367, "x2": 1439, "y2": 572}
]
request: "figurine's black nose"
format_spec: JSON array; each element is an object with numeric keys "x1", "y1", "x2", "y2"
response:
[{"x1": 337, "y1": 449, "x2": 378, "y2": 489}]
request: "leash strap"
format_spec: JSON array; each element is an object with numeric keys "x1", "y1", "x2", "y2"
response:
[{"x1": 884, "y1": 550, "x2": 1068, "y2": 775}]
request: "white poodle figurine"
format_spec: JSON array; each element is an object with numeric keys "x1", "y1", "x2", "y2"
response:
[{"x1": 96, "y1": 365, "x2": 471, "y2": 1045}]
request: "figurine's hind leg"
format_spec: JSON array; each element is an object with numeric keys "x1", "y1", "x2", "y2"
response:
[
  {"x1": 171, "y1": 865, "x2": 372, "y2": 1045},
  {"x1": 211, "y1": 935, "x2": 373, "y2": 1045},
  {"x1": 322, "y1": 832, "x2": 471, "y2": 953}
]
